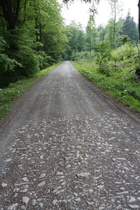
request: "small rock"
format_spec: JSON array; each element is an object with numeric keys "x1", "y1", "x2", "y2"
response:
[
  {"x1": 129, "y1": 204, "x2": 140, "y2": 209},
  {"x1": 13, "y1": 193, "x2": 18, "y2": 198},
  {"x1": 76, "y1": 172, "x2": 90, "y2": 178},
  {"x1": 56, "y1": 172, "x2": 63, "y2": 175},
  {"x1": 39, "y1": 173, "x2": 46, "y2": 178},
  {"x1": 22, "y1": 196, "x2": 30, "y2": 205},
  {"x1": 2, "y1": 183, "x2": 7, "y2": 188},
  {"x1": 39, "y1": 203, "x2": 44, "y2": 208},
  {"x1": 22, "y1": 177, "x2": 28, "y2": 182},
  {"x1": 5, "y1": 158, "x2": 12, "y2": 162},
  {"x1": 40, "y1": 155, "x2": 44, "y2": 159},
  {"x1": 21, "y1": 206, "x2": 26, "y2": 210},
  {"x1": 20, "y1": 189, "x2": 28, "y2": 193},
  {"x1": 129, "y1": 196, "x2": 136, "y2": 203},
  {"x1": 97, "y1": 185, "x2": 104, "y2": 189},
  {"x1": 75, "y1": 198, "x2": 81, "y2": 202},
  {"x1": 38, "y1": 181, "x2": 45, "y2": 187},
  {"x1": 87, "y1": 201, "x2": 94, "y2": 205},
  {"x1": 8, "y1": 203, "x2": 18, "y2": 210},
  {"x1": 32, "y1": 199, "x2": 37, "y2": 206},
  {"x1": 89, "y1": 189, "x2": 93, "y2": 193},
  {"x1": 52, "y1": 199, "x2": 57, "y2": 205}
]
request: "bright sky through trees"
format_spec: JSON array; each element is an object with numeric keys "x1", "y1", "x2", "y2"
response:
[{"x1": 59, "y1": 0, "x2": 138, "y2": 28}]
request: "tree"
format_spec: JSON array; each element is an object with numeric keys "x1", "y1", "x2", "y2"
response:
[
  {"x1": 85, "y1": 16, "x2": 97, "y2": 57},
  {"x1": 27, "y1": 0, "x2": 68, "y2": 63},
  {"x1": 108, "y1": 0, "x2": 123, "y2": 48},
  {"x1": 63, "y1": 0, "x2": 140, "y2": 40},
  {"x1": 105, "y1": 18, "x2": 123, "y2": 48},
  {"x1": 65, "y1": 22, "x2": 85, "y2": 59},
  {"x1": 0, "y1": 0, "x2": 29, "y2": 30},
  {"x1": 0, "y1": 0, "x2": 68, "y2": 87},
  {"x1": 138, "y1": 0, "x2": 140, "y2": 39},
  {"x1": 93, "y1": 41, "x2": 112, "y2": 75},
  {"x1": 97, "y1": 25, "x2": 106, "y2": 42},
  {"x1": 121, "y1": 11, "x2": 139, "y2": 42}
]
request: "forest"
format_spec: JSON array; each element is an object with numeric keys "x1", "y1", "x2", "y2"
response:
[
  {"x1": 0, "y1": 0, "x2": 140, "y2": 117},
  {"x1": 65, "y1": 0, "x2": 140, "y2": 112},
  {"x1": 0, "y1": 0, "x2": 68, "y2": 87}
]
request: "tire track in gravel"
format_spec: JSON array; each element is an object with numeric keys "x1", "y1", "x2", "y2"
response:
[{"x1": 0, "y1": 61, "x2": 140, "y2": 209}]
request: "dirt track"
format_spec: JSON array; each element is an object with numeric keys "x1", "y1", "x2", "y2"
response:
[{"x1": 0, "y1": 61, "x2": 140, "y2": 209}]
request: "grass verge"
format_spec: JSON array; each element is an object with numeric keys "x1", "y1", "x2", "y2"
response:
[
  {"x1": 72, "y1": 60, "x2": 140, "y2": 113},
  {"x1": 0, "y1": 63, "x2": 60, "y2": 121}
]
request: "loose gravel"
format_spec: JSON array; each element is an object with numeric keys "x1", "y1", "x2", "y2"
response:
[{"x1": 0, "y1": 61, "x2": 140, "y2": 209}]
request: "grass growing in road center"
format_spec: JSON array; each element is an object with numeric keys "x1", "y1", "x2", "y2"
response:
[{"x1": 0, "y1": 63, "x2": 60, "y2": 122}]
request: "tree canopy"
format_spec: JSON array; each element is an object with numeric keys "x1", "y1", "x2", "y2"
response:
[
  {"x1": 0, "y1": 0, "x2": 139, "y2": 88},
  {"x1": 0, "y1": 0, "x2": 68, "y2": 87},
  {"x1": 63, "y1": 0, "x2": 140, "y2": 39}
]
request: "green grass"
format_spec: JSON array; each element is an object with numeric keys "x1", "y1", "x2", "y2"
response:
[
  {"x1": 72, "y1": 60, "x2": 140, "y2": 113},
  {"x1": 0, "y1": 63, "x2": 61, "y2": 121}
]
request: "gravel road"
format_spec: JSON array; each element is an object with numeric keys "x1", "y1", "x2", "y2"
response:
[{"x1": 0, "y1": 61, "x2": 140, "y2": 210}]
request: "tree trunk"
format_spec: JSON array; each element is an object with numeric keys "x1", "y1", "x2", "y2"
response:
[
  {"x1": 138, "y1": 0, "x2": 140, "y2": 40},
  {"x1": 35, "y1": 18, "x2": 39, "y2": 42},
  {"x1": 0, "y1": 0, "x2": 21, "y2": 30}
]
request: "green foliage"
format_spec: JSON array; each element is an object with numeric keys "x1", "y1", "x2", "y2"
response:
[
  {"x1": 121, "y1": 11, "x2": 139, "y2": 42},
  {"x1": 0, "y1": 54, "x2": 22, "y2": 87},
  {"x1": 111, "y1": 43, "x2": 139, "y2": 70},
  {"x1": 65, "y1": 0, "x2": 140, "y2": 113},
  {"x1": 35, "y1": 0, "x2": 69, "y2": 61},
  {"x1": 71, "y1": 51, "x2": 88, "y2": 61},
  {"x1": 0, "y1": 29, "x2": 40, "y2": 87},
  {"x1": 0, "y1": 36, "x2": 20, "y2": 71},
  {"x1": 0, "y1": 36, "x2": 22, "y2": 87},
  {"x1": 105, "y1": 18, "x2": 123, "y2": 48},
  {"x1": 0, "y1": 0, "x2": 68, "y2": 87},
  {"x1": 15, "y1": 46, "x2": 40, "y2": 77},
  {"x1": 93, "y1": 42, "x2": 112, "y2": 74},
  {"x1": 65, "y1": 22, "x2": 85, "y2": 59},
  {"x1": 97, "y1": 25, "x2": 106, "y2": 42},
  {"x1": 36, "y1": 51, "x2": 51, "y2": 69},
  {"x1": 135, "y1": 43, "x2": 140, "y2": 66},
  {"x1": 73, "y1": 60, "x2": 140, "y2": 112},
  {"x1": 119, "y1": 35, "x2": 131, "y2": 45},
  {"x1": 85, "y1": 26, "x2": 97, "y2": 55}
]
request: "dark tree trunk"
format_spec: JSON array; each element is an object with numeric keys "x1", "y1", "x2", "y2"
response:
[
  {"x1": 39, "y1": 24, "x2": 42, "y2": 42},
  {"x1": 0, "y1": 0, "x2": 21, "y2": 30},
  {"x1": 138, "y1": 0, "x2": 140, "y2": 40},
  {"x1": 35, "y1": 18, "x2": 39, "y2": 42}
]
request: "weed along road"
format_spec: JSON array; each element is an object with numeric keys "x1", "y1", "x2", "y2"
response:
[{"x1": 0, "y1": 61, "x2": 140, "y2": 209}]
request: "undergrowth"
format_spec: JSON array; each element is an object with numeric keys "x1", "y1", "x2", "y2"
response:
[
  {"x1": 72, "y1": 60, "x2": 140, "y2": 113},
  {"x1": 0, "y1": 63, "x2": 60, "y2": 121}
]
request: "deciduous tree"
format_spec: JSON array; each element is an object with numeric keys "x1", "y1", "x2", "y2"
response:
[{"x1": 63, "y1": 0, "x2": 140, "y2": 40}]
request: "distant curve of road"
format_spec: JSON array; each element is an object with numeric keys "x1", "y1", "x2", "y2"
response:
[{"x1": 0, "y1": 61, "x2": 140, "y2": 209}]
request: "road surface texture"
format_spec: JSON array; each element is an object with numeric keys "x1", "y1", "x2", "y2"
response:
[{"x1": 0, "y1": 61, "x2": 140, "y2": 210}]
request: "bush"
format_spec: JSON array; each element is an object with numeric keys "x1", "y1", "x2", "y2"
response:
[
  {"x1": 37, "y1": 51, "x2": 51, "y2": 69},
  {"x1": 0, "y1": 36, "x2": 22, "y2": 87},
  {"x1": 97, "y1": 61, "x2": 112, "y2": 76},
  {"x1": 0, "y1": 57, "x2": 21, "y2": 87},
  {"x1": 71, "y1": 51, "x2": 88, "y2": 61},
  {"x1": 14, "y1": 46, "x2": 39, "y2": 77},
  {"x1": 0, "y1": 31, "x2": 41, "y2": 87},
  {"x1": 93, "y1": 42, "x2": 112, "y2": 75}
]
